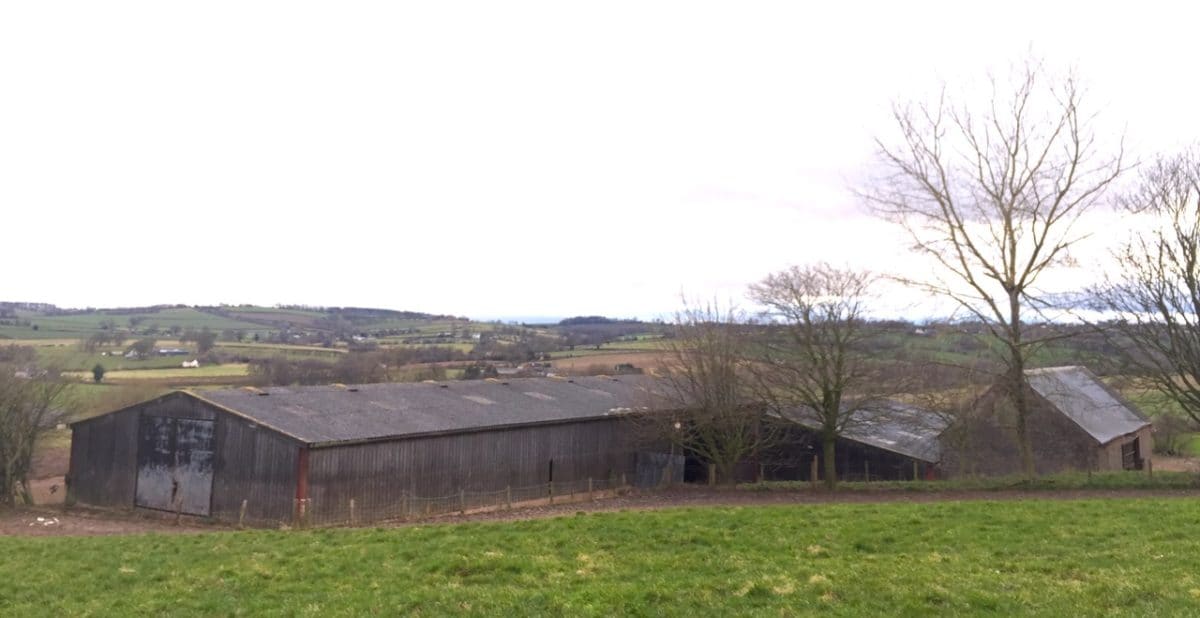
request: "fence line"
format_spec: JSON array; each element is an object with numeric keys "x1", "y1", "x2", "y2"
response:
[{"x1": 233, "y1": 475, "x2": 632, "y2": 529}]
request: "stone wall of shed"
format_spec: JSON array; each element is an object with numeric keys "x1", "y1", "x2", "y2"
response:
[
  {"x1": 940, "y1": 387, "x2": 1099, "y2": 477},
  {"x1": 305, "y1": 417, "x2": 636, "y2": 524}
]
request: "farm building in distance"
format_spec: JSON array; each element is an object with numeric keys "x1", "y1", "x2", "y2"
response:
[
  {"x1": 68, "y1": 376, "x2": 662, "y2": 525},
  {"x1": 943, "y1": 366, "x2": 1153, "y2": 476}
]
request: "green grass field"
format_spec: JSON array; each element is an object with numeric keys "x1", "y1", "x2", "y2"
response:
[
  {"x1": 1, "y1": 307, "x2": 267, "y2": 339},
  {"x1": 4, "y1": 498, "x2": 1200, "y2": 615}
]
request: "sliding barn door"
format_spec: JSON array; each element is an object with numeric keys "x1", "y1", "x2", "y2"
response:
[{"x1": 135, "y1": 416, "x2": 215, "y2": 515}]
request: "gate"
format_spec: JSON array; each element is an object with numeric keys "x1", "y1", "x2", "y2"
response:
[{"x1": 135, "y1": 416, "x2": 215, "y2": 515}]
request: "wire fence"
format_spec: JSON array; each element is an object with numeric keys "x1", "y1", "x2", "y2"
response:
[{"x1": 231, "y1": 476, "x2": 632, "y2": 529}]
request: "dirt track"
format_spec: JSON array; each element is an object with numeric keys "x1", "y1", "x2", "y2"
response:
[{"x1": 0, "y1": 507, "x2": 213, "y2": 537}]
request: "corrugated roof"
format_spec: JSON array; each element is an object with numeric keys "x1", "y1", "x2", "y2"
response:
[
  {"x1": 196, "y1": 375, "x2": 663, "y2": 446},
  {"x1": 1025, "y1": 366, "x2": 1150, "y2": 444},
  {"x1": 777, "y1": 401, "x2": 948, "y2": 463}
]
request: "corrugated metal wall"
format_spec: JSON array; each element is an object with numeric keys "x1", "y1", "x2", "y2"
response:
[
  {"x1": 210, "y1": 411, "x2": 299, "y2": 523},
  {"x1": 68, "y1": 406, "x2": 140, "y2": 508},
  {"x1": 71, "y1": 394, "x2": 646, "y2": 526},
  {"x1": 306, "y1": 418, "x2": 636, "y2": 523}
]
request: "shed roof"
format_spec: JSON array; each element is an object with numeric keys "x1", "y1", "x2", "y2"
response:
[
  {"x1": 777, "y1": 401, "x2": 948, "y2": 463},
  {"x1": 1024, "y1": 366, "x2": 1150, "y2": 445},
  {"x1": 195, "y1": 376, "x2": 662, "y2": 446}
]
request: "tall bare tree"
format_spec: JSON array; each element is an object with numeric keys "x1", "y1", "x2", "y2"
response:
[
  {"x1": 1092, "y1": 149, "x2": 1200, "y2": 426},
  {"x1": 642, "y1": 302, "x2": 788, "y2": 485},
  {"x1": 0, "y1": 368, "x2": 71, "y2": 505},
  {"x1": 748, "y1": 263, "x2": 882, "y2": 488},
  {"x1": 866, "y1": 60, "x2": 1125, "y2": 477}
]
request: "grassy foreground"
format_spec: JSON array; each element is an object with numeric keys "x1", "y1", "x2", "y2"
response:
[{"x1": 4, "y1": 499, "x2": 1200, "y2": 616}]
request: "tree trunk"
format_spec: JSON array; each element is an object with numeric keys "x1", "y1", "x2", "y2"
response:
[
  {"x1": 1011, "y1": 377, "x2": 1036, "y2": 479},
  {"x1": 1008, "y1": 291, "x2": 1036, "y2": 480},
  {"x1": 18, "y1": 475, "x2": 33, "y2": 505},
  {"x1": 716, "y1": 461, "x2": 738, "y2": 487},
  {"x1": 822, "y1": 433, "x2": 837, "y2": 489},
  {"x1": 0, "y1": 460, "x2": 13, "y2": 506}
]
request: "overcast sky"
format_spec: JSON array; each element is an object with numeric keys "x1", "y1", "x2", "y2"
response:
[{"x1": 3, "y1": 2, "x2": 1198, "y2": 320}]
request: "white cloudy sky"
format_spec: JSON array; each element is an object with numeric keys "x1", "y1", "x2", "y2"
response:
[{"x1": 2, "y1": 2, "x2": 1198, "y2": 320}]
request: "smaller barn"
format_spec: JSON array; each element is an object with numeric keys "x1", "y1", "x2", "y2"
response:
[{"x1": 944, "y1": 366, "x2": 1153, "y2": 476}]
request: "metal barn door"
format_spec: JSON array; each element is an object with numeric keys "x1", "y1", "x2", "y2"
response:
[{"x1": 135, "y1": 416, "x2": 215, "y2": 515}]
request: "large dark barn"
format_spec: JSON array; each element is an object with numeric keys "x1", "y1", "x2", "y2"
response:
[{"x1": 68, "y1": 376, "x2": 660, "y2": 525}]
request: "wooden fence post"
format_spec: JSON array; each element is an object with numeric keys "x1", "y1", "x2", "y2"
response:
[
  {"x1": 548, "y1": 482, "x2": 555, "y2": 505},
  {"x1": 864, "y1": 461, "x2": 870, "y2": 484},
  {"x1": 349, "y1": 498, "x2": 357, "y2": 526},
  {"x1": 621, "y1": 473, "x2": 627, "y2": 490},
  {"x1": 913, "y1": 461, "x2": 919, "y2": 481},
  {"x1": 506, "y1": 485, "x2": 512, "y2": 510},
  {"x1": 459, "y1": 489, "x2": 466, "y2": 515},
  {"x1": 708, "y1": 463, "x2": 716, "y2": 486},
  {"x1": 757, "y1": 464, "x2": 764, "y2": 484},
  {"x1": 810, "y1": 455, "x2": 819, "y2": 488},
  {"x1": 588, "y1": 478, "x2": 594, "y2": 502},
  {"x1": 1148, "y1": 458, "x2": 1154, "y2": 479},
  {"x1": 401, "y1": 492, "x2": 409, "y2": 521},
  {"x1": 238, "y1": 499, "x2": 248, "y2": 528}
]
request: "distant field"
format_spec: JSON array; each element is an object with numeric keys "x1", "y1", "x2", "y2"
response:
[
  {"x1": 4, "y1": 499, "x2": 1200, "y2": 615},
  {"x1": 36, "y1": 346, "x2": 198, "y2": 372},
  {"x1": 217, "y1": 342, "x2": 346, "y2": 357},
  {"x1": 1, "y1": 307, "x2": 267, "y2": 339},
  {"x1": 382, "y1": 342, "x2": 475, "y2": 353},
  {"x1": 65, "y1": 364, "x2": 250, "y2": 382},
  {"x1": 550, "y1": 352, "x2": 669, "y2": 373}
]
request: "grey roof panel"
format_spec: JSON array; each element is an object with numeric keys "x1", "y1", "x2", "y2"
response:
[
  {"x1": 197, "y1": 376, "x2": 662, "y2": 445},
  {"x1": 778, "y1": 401, "x2": 948, "y2": 463},
  {"x1": 1025, "y1": 366, "x2": 1150, "y2": 444}
]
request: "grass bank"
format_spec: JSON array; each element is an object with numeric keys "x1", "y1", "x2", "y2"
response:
[
  {"x1": 746, "y1": 470, "x2": 1200, "y2": 493},
  {"x1": 4, "y1": 498, "x2": 1200, "y2": 615}
]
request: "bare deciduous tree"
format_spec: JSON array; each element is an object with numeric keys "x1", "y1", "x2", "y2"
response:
[
  {"x1": 0, "y1": 368, "x2": 72, "y2": 505},
  {"x1": 866, "y1": 59, "x2": 1125, "y2": 477},
  {"x1": 1092, "y1": 149, "x2": 1200, "y2": 427},
  {"x1": 641, "y1": 302, "x2": 788, "y2": 485},
  {"x1": 748, "y1": 263, "x2": 883, "y2": 488}
]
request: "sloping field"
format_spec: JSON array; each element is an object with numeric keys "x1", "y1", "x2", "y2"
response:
[
  {"x1": 3, "y1": 498, "x2": 1199, "y2": 615},
  {"x1": 3, "y1": 307, "x2": 267, "y2": 339}
]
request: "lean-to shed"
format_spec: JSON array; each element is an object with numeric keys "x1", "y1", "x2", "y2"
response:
[
  {"x1": 68, "y1": 376, "x2": 660, "y2": 525},
  {"x1": 775, "y1": 401, "x2": 949, "y2": 481}
]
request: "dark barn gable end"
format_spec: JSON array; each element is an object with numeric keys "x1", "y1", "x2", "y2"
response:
[{"x1": 68, "y1": 377, "x2": 660, "y2": 526}]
